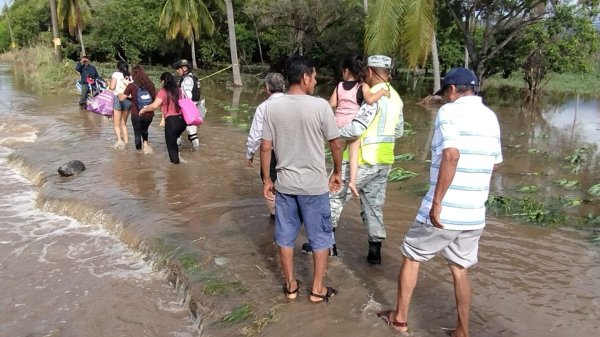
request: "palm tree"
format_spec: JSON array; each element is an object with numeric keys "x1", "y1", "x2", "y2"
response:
[
  {"x1": 364, "y1": 0, "x2": 440, "y2": 93},
  {"x1": 159, "y1": 0, "x2": 215, "y2": 69},
  {"x1": 224, "y1": 0, "x2": 242, "y2": 86},
  {"x1": 57, "y1": 0, "x2": 91, "y2": 56}
]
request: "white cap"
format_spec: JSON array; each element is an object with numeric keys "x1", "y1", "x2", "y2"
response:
[{"x1": 367, "y1": 55, "x2": 392, "y2": 69}]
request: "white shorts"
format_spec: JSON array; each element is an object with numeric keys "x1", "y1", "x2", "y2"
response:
[{"x1": 401, "y1": 220, "x2": 484, "y2": 268}]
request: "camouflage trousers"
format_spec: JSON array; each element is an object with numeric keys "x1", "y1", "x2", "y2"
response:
[{"x1": 330, "y1": 161, "x2": 392, "y2": 242}]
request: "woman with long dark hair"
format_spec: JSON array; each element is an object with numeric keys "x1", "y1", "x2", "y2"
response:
[
  {"x1": 119, "y1": 65, "x2": 156, "y2": 153},
  {"x1": 109, "y1": 61, "x2": 132, "y2": 149},
  {"x1": 139, "y1": 72, "x2": 187, "y2": 164}
]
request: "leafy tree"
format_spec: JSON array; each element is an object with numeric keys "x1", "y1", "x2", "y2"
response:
[
  {"x1": 86, "y1": 0, "x2": 163, "y2": 63},
  {"x1": 519, "y1": 3, "x2": 600, "y2": 95},
  {"x1": 57, "y1": 0, "x2": 92, "y2": 56},
  {"x1": 245, "y1": 0, "x2": 364, "y2": 72},
  {"x1": 444, "y1": 0, "x2": 552, "y2": 81},
  {"x1": 159, "y1": 0, "x2": 215, "y2": 69},
  {"x1": 0, "y1": 0, "x2": 49, "y2": 50}
]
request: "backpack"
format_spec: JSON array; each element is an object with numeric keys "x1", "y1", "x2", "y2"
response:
[
  {"x1": 136, "y1": 84, "x2": 153, "y2": 109},
  {"x1": 181, "y1": 73, "x2": 201, "y2": 101}
]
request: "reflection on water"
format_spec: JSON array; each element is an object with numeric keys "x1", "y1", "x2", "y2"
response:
[{"x1": 1, "y1": 63, "x2": 599, "y2": 337}]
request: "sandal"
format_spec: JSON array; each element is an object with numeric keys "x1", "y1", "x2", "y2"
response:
[
  {"x1": 377, "y1": 310, "x2": 408, "y2": 332},
  {"x1": 309, "y1": 286, "x2": 337, "y2": 303},
  {"x1": 283, "y1": 279, "x2": 301, "y2": 300}
]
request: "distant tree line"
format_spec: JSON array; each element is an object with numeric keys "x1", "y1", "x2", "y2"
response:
[{"x1": 0, "y1": 0, "x2": 599, "y2": 95}]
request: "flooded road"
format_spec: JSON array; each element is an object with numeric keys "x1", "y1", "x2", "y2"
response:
[{"x1": 1, "y1": 63, "x2": 599, "y2": 337}]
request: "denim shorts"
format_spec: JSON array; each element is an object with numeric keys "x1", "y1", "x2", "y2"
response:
[
  {"x1": 401, "y1": 220, "x2": 484, "y2": 268},
  {"x1": 274, "y1": 191, "x2": 334, "y2": 251},
  {"x1": 113, "y1": 95, "x2": 132, "y2": 111}
]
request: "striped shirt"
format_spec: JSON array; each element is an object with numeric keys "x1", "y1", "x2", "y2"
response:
[{"x1": 416, "y1": 95, "x2": 502, "y2": 230}]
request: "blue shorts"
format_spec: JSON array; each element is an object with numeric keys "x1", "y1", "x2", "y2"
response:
[
  {"x1": 274, "y1": 191, "x2": 334, "y2": 251},
  {"x1": 113, "y1": 95, "x2": 132, "y2": 111}
]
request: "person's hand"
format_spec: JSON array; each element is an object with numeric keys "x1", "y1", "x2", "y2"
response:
[
  {"x1": 263, "y1": 180, "x2": 275, "y2": 201},
  {"x1": 348, "y1": 180, "x2": 358, "y2": 197},
  {"x1": 429, "y1": 201, "x2": 444, "y2": 229},
  {"x1": 384, "y1": 90, "x2": 390, "y2": 98},
  {"x1": 328, "y1": 172, "x2": 342, "y2": 193},
  {"x1": 139, "y1": 107, "x2": 146, "y2": 115},
  {"x1": 246, "y1": 157, "x2": 253, "y2": 167}
]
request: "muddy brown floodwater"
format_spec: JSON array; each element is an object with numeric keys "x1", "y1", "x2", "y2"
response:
[{"x1": 0, "y1": 63, "x2": 598, "y2": 337}]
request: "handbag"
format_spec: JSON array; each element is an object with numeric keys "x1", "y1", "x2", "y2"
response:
[
  {"x1": 86, "y1": 90, "x2": 114, "y2": 117},
  {"x1": 179, "y1": 97, "x2": 203, "y2": 126}
]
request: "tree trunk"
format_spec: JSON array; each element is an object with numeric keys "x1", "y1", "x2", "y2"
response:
[
  {"x1": 225, "y1": 0, "x2": 243, "y2": 87},
  {"x1": 253, "y1": 20, "x2": 264, "y2": 63},
  {"x1": 363, "y1": 0, "x2": 368, "y2": 13},
  {"x1": 77, "y1": 25, "x2": 86, "y2": 56},
  {"x1": 49, "y1": 0, "x2": 62, "y2": 62},
  {"x1": 191, "y1": 33, "x2": 198, "y2": 69},
  {"x1": 431, "y1": 32, "x2": 440, "y2": 94},
  {"x1": 4, "y1": 4, "x2": 16, "y2": 49},
  {"x1": 464, "y1": 45, "x2": 469, "y2": 68}
]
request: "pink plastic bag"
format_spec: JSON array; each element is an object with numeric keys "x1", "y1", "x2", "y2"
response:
[
  {"x1": 179, "y1": 98, "x2": 203, "y2": 126},
  {"x1": 86, "y1": 90, "x2": 114, "y2": 117}
]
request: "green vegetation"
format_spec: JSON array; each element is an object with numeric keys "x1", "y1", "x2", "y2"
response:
[
  {"x1": 220, "y1": 302, "x2": 253, "y2": 324},
  {"x1": 1, "y1": 0, "x2": 597, "y2": 97},
  {"x1": 203, "y1": 279, "x2": 246, "y2": 296},
  {"x1": 179, "y1": 254, "x2": 201, "y2": 273},
  {"x1": 517, "y1": 185, "x2": 541, "y2": 193},
  {"x1": 240, "y1": 305, "x2": 280, "y2": 337},
  {"x1": 553, "y1": 179, "x2": 579, "y2": 189},
  {"x1": 388, "y1": 167, "x2": 418, "y2": 182},
  {"x1": 587, "y1": 183, "x2": 600, "y2": 197},
  {"x1": 394, "y1": 153, "x2": 415, "y2": 161},
  {"x1": 487, "y1": 195, "x2": 565, "y2": 225}
]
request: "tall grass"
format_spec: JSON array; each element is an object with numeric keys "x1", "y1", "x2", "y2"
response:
[{"x1": 0, "y1": 46, "x2": 79, "y2": 92}]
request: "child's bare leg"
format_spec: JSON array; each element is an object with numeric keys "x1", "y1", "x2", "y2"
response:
[{"x1": 348, "y1": 139, "x2": 359, "y2": 197}]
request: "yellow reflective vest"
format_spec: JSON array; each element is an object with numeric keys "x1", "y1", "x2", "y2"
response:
[{"x1": 358, "y1": 83, "x2": 404, "y2": 165}]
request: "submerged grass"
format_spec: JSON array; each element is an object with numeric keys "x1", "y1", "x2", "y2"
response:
[
  {"x1": 239, "y1": 305, "x2": 281, "y2": 337},
  {"x1": 203, "y1": 279, "x2": 246, "y2": 296},
  {"x1": 220, "y1": 303, "x2": 253, "y2": 324}
]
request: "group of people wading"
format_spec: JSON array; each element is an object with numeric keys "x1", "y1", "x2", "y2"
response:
[
  {"x1": 76, "y1": 57, "x2": 202, "y2": 164},
  {"x1": 246, "y1": 54, "x2": 502, "y2": 337}
]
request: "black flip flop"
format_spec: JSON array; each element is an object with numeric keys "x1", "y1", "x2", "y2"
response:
[
  {"x1": 309, "y1": 286, "x2": 337, "y2": 303},
  {"x1": 283, "y1": 279, "x2": 301, "y2": 300}
]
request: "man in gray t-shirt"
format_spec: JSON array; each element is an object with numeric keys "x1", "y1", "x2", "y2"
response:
[{"x1": 261, "y1": 55, "x2": 343, "y2": 303}]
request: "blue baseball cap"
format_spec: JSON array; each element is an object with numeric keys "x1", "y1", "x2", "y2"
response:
[{"x1": 434, "y1": 67, "x2": 479, "y2": 95}]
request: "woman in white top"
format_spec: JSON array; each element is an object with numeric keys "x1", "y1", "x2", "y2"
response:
[{"x1": 109, "y1": 61, "x2": 132, "y2": 150}]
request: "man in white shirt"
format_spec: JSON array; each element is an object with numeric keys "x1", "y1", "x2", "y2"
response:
[
  {"x1": 378, "y1": 68, "x2": 502, "y2": 337},
  {"x1": 245, "y1": 73, "x2": 285, "y2": 221},
  {"x1": 173, "y1": 59, "x2": 201, "y2": 150}
]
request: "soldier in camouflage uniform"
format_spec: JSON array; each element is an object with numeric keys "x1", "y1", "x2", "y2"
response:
[{"x1": 325, "y1": 55, "x2": 404, "y2": 264}]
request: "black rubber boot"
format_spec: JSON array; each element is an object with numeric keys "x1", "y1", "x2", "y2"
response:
[{"x1": 367, "y1": 241, "x2": 382, "y2": 265}]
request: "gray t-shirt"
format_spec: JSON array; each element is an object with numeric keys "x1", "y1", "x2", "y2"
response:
[{"x1": 262, "y1": 95, "x2": 340, "y2": 195}]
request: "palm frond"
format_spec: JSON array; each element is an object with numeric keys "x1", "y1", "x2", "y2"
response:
[
  {"x1": 400, "y1": 0, "x2": 435, "y2": 67},
  {"x1": 364, "y1": 0, "x2": 403, "y2": 56}
]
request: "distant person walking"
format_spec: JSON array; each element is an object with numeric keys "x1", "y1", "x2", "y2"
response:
[
  {"x1": 261, "y1": 55, "x2": 343, "y2": 303},
  {"x1": 109, "y1": 61, "x2": 133, "y2": 150},
  {"x1": 139, "y1": 72, "x2": 187, "y2": 164},
  {"x1": 173, "y1": 59, "x2": 201, "y2": 151},
  {"x1": 246, "y1": 73, "x2": 285, "y2": 222},
  {"x1": 377, "y1": 68, "x2": 502, "y2": 337},
  {"x1": 327, "y1": 55, "x2": 404, "y2": 265},
  {"x1": 119, "y1": 65, "x2": 156, "y2": 154},
  {"x1": 75, "y1": 55, "x2": 100, "y2": 109}
]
